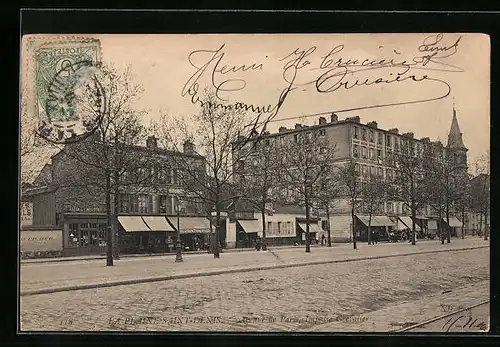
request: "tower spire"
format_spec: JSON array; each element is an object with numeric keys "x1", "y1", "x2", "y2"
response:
[{"x1": 447, "y1": 104, "x2": 467, "y2": 150}]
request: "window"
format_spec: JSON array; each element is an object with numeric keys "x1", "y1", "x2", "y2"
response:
[
  {"x1": 361, "y1": 128, "x2": 366, "y2": 141},
  {"x1": 322, "y1": 220, "x2": 328, "y2": 231},
  {"x1": 362, "y1": 146, "x2": 367, "y2": 159},
  {"x1": 378, "y1": 167, "x2": 383, "y2": 177},
  {"x1": 159, "y1": 195, "x2": 168, "y2": 214},
  {"x1": 378, "y1": 133, "x2": 383, "y2": 145},
  {"x1": 369, "y1": 130, "x2": 374, "y2": 142},
  {"x1": 369, "y1": 148, "x2": 374, "y2": 160},
  {"x1": 354, "y1": 127, "x2": 359, "y2": 139},
  {"x1": 371, "y1": 166, "x2": 376, "y2": 176},
  {"x1": 294, "y1": 134, "x2": 298, "y2": 143},
  {"x1": 353, "y1": 145, "x2": 359, "y2": 158},
  {"x1": 387, "y1": 202, "x2": 394, "y2": 213},
  {"x1": 320, "y1": 147, "x2": 326, "y2": 154},
  {"x1": 268, "y1": 221, "x2": 273, "y2": 234},
  {"x1": 278, "y1": 222, "x2": 282, "y2": 234},
  {"x1": 377, "y1": 149, "x2": 382, "y2": 159},
  {"x1": 320, "y1": 129, "x2": 326, "y2": 136}
]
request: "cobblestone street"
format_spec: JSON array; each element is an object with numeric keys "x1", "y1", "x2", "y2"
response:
[{"x1": 20, "y1": 239, "x2": 490, "y2": 332}]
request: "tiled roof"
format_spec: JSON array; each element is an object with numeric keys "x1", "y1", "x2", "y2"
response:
[{"x1": 20, "y1": 145, "x2": 61, "y2": 185}]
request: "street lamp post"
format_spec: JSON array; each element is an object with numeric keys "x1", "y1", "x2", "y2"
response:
[{"x1": 175, "y1": 206, "x2": 183, "y2": 262}]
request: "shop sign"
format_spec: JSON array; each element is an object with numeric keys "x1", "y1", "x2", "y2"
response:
[
  {"x1": 20, "y1": 230, "x2": 63, "y2": 252},
  {"x1": 20, "y1": 202, "x2": 33, "y2": 226}
]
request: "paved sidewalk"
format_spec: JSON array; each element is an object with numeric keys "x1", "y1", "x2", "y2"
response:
[
  {"x1": 20, "y1": 238, "x2": 489, "y2": 295},
  {"x1": 21, "y1": 244, "x2": 325, "y2": 264}
]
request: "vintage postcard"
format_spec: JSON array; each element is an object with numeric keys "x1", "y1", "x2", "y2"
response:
[{"x1": 19, "y1": 33, "x2": 490, "y2": 333}]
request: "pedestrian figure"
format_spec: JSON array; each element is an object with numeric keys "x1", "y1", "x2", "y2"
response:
[{"x1": 321, "y1": 234, "x2": 326, "y2": 246}]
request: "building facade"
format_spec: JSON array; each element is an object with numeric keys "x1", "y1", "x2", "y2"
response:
[
  {"x1": 22, "y1": 136, "x2": 217, "y2": 257},
  {"x1": 231, "y1": 109, "x2": 469, "y2": 243}
]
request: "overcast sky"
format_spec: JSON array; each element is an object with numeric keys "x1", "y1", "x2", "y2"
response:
[{"x1": 95, "y1": 33, "x2": 489, "y2": 166}]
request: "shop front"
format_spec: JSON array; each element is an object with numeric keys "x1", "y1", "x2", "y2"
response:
[
  {"x1": 167, "y1": 216, "x2": 212, "y2": 251},
  {"x1": 235, "y1": 219, "x2": 261, "y2": 248},
  {"x1": 118, "y1": 215, "x2": 176, "y2": 254},
  {"x1": 297, "y1": 221, "x2": 324, "y2": 245},
  {"x1": 441, "y1": 217, "x2": 463, "y2": 237},
  {"x1": 356, "y1": 215, "x2": 395, "y2": 242},
  {"x1": 62, "y1": 212, "x2": 108, "y2": 256}
]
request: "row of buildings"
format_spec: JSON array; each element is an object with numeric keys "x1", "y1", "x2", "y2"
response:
[{"x1": 20, "y1": 108, "x2": 489, "y2": 257}]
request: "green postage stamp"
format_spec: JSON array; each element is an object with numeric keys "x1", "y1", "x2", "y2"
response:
[{"x1": 23, "y1": 36, "x2": 102, "y2": 143}]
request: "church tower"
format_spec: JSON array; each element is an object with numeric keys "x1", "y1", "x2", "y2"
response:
[{"x1": 446, "y1": 105, "x2": 468, "y2": 170}]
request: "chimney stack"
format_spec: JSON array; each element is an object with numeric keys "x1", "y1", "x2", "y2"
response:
[
  {"x1": 319, "y1": 117, "x2": 327, "y2": 125},
  {"x1": 388, "y1": 128, "x2": 399, "y2": 134},
  {"x1": 402, "y1": 132, "x2": 414, "y2": 139},
  {"x1": 345, "y1": 116, "x2": 360, "y2": 123},
  {"x1": 330, "y1": 113, "x2": 338, "y2": 123},
  {"x1": 421, "y1": 137, "x2": 430, "y2": 143},
  {"x1": 295, "y1": 123, "x2": 302, "y2": 129},
  {"x1": 278, "y1": 126, "x2": 288, "y2": 133},
  {"x1": 146, "y1": 135, "x2": 158, "y2": 148},
  {"x1": 367, "y1": 121, "x2": 378, "y2": 129},
  {"x1": 183, "y1": 139, "x2": 195, "y2": 154}
]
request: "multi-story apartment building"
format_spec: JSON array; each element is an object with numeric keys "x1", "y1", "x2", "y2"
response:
[
  {"x1": 22, "y1": 136, "x2": 214, "y2": 256},
  {"x1": 232, "y1": 110, "x2": 468, "y2": 243}
]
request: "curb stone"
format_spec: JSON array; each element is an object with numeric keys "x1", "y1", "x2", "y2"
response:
[{"x1": 20, "y1": 245, "x2": 488, "y2": 297}]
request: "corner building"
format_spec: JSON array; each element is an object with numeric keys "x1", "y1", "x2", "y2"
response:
[{"x1": 232, "y1": 110, "x2": 468, "y2": 244}]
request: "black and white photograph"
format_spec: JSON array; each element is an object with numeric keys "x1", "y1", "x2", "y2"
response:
[{"x1": 19, "y1": 32, "x2": 490, "y2": 333}]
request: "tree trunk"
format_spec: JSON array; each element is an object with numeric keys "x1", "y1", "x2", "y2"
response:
[
  {"x1": 208, "y1": 210, "x2": 213, "y2": 254},
  {"x1": 305, "y1": 200, "x2": 311, "y2": 253},
  {"x1": 484, "y1": 205, "x2": 488, "y2": 241},
  {"x1": 326, "y1": 204, "x2": 332, "y2": 247},
  {"x1": 411, "y1": 207, "x2": 416, "y2": 246},
  {"x1": 112, "y1": 185, "x2": 120, "y2": 260},
  {"x1": 214, "y1": 205, "x2": 221, "y2": 258},
  {"x1": 351, "y1": 204, "x2": 357, "y2": 250},
  {"x1": 261, "y1": 202, "x2": 267, "y2": 250},
  {"x1": 461, "y1": 203, "x2": 465, "y2": 239},
  {"x1": 367, "y1": 212, "x2": 372, "y2": 245},
  {"x1": 479, "y1": 207, "x2": 483, "y2": 238},
  {"x1": 439, "y1": 205, "x2": 444, "y2": 245},
  {"x1": 105, "y1": 174, "x2": 113, "y2": 266},
  {"x1": 446, "y1": 202, "x2": 451, "y2": 243}
]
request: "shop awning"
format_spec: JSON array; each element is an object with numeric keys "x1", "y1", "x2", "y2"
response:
[
  {"x1": 142, "y1": 216, "x2": 175, "y2": 232},
  {"x1": 237, "y1": 220, "x2": 261, "y2": 234},
  {"x1": 118, "y1": 216, "x2": 151, "y2": 232},
  {"x1": 442, "y1": 217, "x2": 463, "y2": 228},
  {"x1": 398, "y1": 216, "x2": 421, "y2": 232},
  {"x1": 356, "y1": 215, "x2": 394, "y2": 227},
  {"x1": 375, "y1": 216, "x2": 396, "y2": 227},
  {"x1": 167, "y1": 216, "x2": 212, "y2": 234},
  {"x1": 298, "y1": 222, "x2": 324, "y2": 234}
]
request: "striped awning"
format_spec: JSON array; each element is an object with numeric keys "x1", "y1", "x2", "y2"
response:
[
  {"x1": 237, "y1": 220, "x2": 261, "y2": 234},
  {"x1": 142, "y1": 216, "x2": 175, "y2": 232},
  {"x1": 298, "y1": 222, "x2": 324, "y2": 235},
  {"x1": 118, "y1": 216, "x2": 151, "y2": 232},
  {"x1": 398, "y1": 216, "x2": 421, "y2": 232},
  {"x1": 356, "y1": 215, "x2": 395, "y2": 227},
  {"x1": 167, "y1": 216, "x2": 212, "y2": 234},
  {"x1": 443, "y1": 217, "x2": 463, "y2": 228}
]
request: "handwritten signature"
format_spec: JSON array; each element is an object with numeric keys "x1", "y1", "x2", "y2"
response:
[
  {"x1": 181, "y1": 34, "x2": 463, "y2": 121},
  {"x1": 442, "y1": 315, "x2": 488, "y2": 332}
]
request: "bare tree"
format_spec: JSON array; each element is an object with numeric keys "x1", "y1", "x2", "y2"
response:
[
  {"x1": 391, "y1": 137, "x2": 428, "y2": 246},
  {"x1": 314, "y1": 162, "x2": 342, "y2": 247},
  {"x1": 153, "y1": 90, "x2": 272, "y2": 258},
  {"x1": 233, "y1": 137, "x2": 279, "y2": 249},
  {"x1": 46, "y1": 64, "x2": 150, "y2": 266},
  {"x1": 276, "y1": 129, "x2": 338, "y2": 253},
  {"x1": 471, "y1": 150, "x2": 490, "y2": 240},
  {"x1": 361, "y1": 173, "x2": 389, "y2": 245},
  {"x1": 424, "y1": 141, "x2": 466, "y2": 244},
  {"x1": 337, "y1": 160, "x2": 362, "y2": 250}
]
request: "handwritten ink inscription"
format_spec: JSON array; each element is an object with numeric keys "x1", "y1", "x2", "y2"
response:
[{"x1": 182, "y1": 34, "x2": 464, "y2": 121}]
